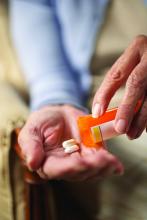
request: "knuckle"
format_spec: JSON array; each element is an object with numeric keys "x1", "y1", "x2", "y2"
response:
[
  {"x1": 133, "y1": 35, "x2": 147, "y2": 46},
  {"x1": 127, "y1": 72, "x2": 145, "y2": 90},
  {"x1": 117, "y1": 104, "x2": 133, "y2": 118},
  {"x1": 28, "y1": 124, "x2": 39, "y2": 137},
  {"x1": 109, "y1": 69, "x2": 124, "y2": 83}
]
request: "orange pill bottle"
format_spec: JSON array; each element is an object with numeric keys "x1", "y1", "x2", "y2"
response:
[{"x1": 77, "y1": 100, "x2": 142, "y2": 148}]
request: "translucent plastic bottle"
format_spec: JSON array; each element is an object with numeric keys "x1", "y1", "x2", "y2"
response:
[{"x1": 77, "y1": 101, "x2": 142, "y2": 148}]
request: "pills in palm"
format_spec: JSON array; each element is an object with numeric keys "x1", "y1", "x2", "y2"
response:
[
  {"x1": 64, "y1": 145, "x2": 80, "y2": 154},
  {"x1": 62, "y1": 139, "x2": 80, "y2": 154},
  {"x1": 62, "y1": 139, "x2": 77, "y2": 148}
]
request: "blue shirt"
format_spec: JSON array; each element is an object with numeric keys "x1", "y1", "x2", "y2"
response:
[{"x1": 9, "y1": 0, "x2": 109, "y2": 110}]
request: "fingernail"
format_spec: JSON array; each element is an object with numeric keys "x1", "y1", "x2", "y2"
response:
[
  {"x1": 92, "y1": 103, "x2": 102, "y2": 118},
  {"x1": 115, "y1": 119, "x2": 127, "y2": 134}
]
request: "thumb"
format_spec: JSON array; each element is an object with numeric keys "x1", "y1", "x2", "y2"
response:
[{"x1": 18, "y1": 127, "x2": 45, "y2": 171}]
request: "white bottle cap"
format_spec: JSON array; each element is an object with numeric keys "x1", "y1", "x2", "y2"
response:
[{"x1": 91, "y1": 120, "x2": 119, "y2": 143}]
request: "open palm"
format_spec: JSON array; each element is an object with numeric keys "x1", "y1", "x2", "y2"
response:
[{"x1": 18, "y1": 105, "x2": 123, "y2": 181}]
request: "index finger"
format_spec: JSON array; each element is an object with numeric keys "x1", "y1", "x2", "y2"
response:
[{"x1": 92, "y1": 41, "x2": 140, "y2": 118}]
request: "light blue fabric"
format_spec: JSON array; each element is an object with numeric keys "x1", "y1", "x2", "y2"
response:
[{"x1": 9, "y1": 0, "x2": 109, "y2": 110}]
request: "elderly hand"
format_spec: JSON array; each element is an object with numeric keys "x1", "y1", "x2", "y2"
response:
[
  {"x1": 92, "y1": 35, "x2": 147, "y2": 139},
  {"x1": 18, "y1": 105, "x2": 123, "y2": 181}
]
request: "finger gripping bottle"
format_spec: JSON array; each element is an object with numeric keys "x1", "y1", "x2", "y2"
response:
[{"x1": 77, "y1": 101, "x2": 142, "y2": 148}]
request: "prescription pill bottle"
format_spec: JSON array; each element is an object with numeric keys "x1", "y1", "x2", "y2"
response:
[
  {"x1": 77, "y1": 100, "x2": 142, "y2": 148},
  {"x1": 77, "y1": 108, "x2": 117, "y2": 148}
]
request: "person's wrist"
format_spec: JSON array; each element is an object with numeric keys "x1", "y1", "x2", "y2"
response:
[
  {"x1": 37, "y1": 104, "x2": 63, "y2": 111},
  {"x1": 37, "y1": 103, "x2": 88, "y2": 114}
]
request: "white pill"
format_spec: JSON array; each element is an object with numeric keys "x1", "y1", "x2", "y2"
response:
[
  {"x1": 62, "y1": 139, "x2": 77, "y2": 148},
  {"x1": 64, "y1": 145, "x2": 80, "y2": 154}
]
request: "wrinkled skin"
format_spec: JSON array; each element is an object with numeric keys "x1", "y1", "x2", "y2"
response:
[
  {"x1": 18, "y1": 105, "x2": 123, "y2": 181},
  {"x1": 92, "y1": 35, "x2": 147, "y2": 139}
]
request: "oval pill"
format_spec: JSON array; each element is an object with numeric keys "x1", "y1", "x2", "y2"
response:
[
  {"x1": 64, "y1": 145, "x2": 80, "y2": 154},
  {"x1": 62, "y1": 139, "x2": 77, "y2": 148}
]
